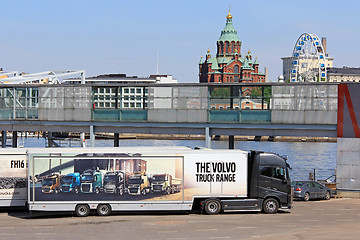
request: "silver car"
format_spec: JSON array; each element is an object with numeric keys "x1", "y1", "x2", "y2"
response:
[{"x1": 291, "y1": 181, "x2": 331, "y2": 201}]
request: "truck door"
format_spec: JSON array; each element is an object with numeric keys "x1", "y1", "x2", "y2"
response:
[{"x1": 259, "y1": 166, "x2": 289, "y2": 203}]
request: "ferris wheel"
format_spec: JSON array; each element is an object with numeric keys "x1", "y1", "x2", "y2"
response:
[{"x1": 290, "y1": 33, "x2": 327, "y2": 82}]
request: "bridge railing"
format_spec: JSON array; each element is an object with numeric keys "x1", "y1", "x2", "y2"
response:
[{"x1": 0, "y1": 83, "x2": 338, "y2": 124}]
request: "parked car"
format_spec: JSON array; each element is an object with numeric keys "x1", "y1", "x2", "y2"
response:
[{"x1": 291, "y1": 181, "x2": 332, "y2": 201}]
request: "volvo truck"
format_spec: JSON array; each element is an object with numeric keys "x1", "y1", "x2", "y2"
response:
[
  {"x1": 61, "y1": 172, "x2": 81, "y2": 193},
  {"x1": 41, "y1": 173, "x2": 61, "y2": 194},
  {"x1": 103, "y1": 171, "x2": 125, "y2": 195},
  {"x1": 128, "y1": 173, "x2": 150, "y2": 195},
  {"x1": 150, "y1": 174, "x2": 181, "y2": 194},
  {"x1": 80, "y1": 169, "x2": 106, "y2": 194},
  {"x1": 24, "y1": 147, "x2": 292, "y2": 217}
]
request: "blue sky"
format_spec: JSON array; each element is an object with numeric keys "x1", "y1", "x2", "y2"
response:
[{"x1": 0, "y1": 0, "x2": 359, "y2": 82}]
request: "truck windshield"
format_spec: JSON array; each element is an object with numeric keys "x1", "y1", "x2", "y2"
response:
[
  {"x1": 104, "y1": 175, "x2": 117, "y2": 182},
  {"x1": 81, "y1": 175, "x2": 93, "y2": 182},
  {"x1": 42, "y1": 179, "x2": 53, "y2": 186},
  {"x1": 152, "y1": 175, "x2": 165, "y2": 181},
  {"x1": 61, "y1": 176, "x2": 73, "y2": 184},
  {"x1": 128, "y1": 178, "x2": 142, "y2": 184}
]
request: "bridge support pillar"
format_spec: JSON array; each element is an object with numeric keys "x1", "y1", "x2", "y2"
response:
[
  {"x1": 205, "y1": 127, "x2": 211, "y2": 149},
  {"x1": 80, "y1": 133, "x2": 86, "y2": 147},
  {"x1": 337, "y1": 138, "x2": 360, "y2": 196},
  {"x1": 12, "y1": 131, "x2": 17, "y2": 148},
  {"x1": 114, "y1": 133, "x2": 119, "y2": 147},
  {"x1": 229, "y1": 135, "x2": 234, "y2": 149},
  {"x1": 2, "y1": 131, "x2": 6, "y2": 148},
  {"x1": 90, "y1": 125, "x2": 95, "y2": 147}
]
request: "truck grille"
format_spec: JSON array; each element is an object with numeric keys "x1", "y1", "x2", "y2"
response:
[
  {"x1": 105, "y1": 187, "x2": 115, "y2": 193},
  {"x1": 62, "y1": 186, "x2": 70, "y2": 192},
  {"x1": 153, "y1": 185, "x2": 162, "y2": 191},
  {"x1": 129, "y1": 188, "x2": 138, "y2": 194},
  {"x1": 81, "y1": 184, "x2": 91, "y2": 192}
]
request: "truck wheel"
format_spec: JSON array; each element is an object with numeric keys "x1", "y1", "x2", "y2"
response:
[
  {"x1": 262, "y1": 198, "x2": 279, "y2": 214},
  {"x1": 166, "y1": 187, "x2": 171, "y2": 195},
  {"x1": 119, "y1": 187, "x2": 124, "y2": 196},
  {"x1": 97, "y1": 204, "x2": 111, "y2": 216},
  {"x1": 75, "y1": 204, "x2": 90, "y2": 217},
  {"x1": 95, "y1": 188, "x2": 100, "y2": 194},
  {"x1": 204, "y1": 199, "x2": 222, "y2": 215},
  {"x1": 141, "y1": 189, "x2": 147, "y2": 195},
  {"x1": 55, "y1": 189, "x2": 59, "y2": 194},
  {"x1": 75, "y1": 187, "x2": 79, "y2": 194}
]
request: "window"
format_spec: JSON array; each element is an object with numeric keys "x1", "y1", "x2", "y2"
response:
[
  {"x1": 136, "y1": 89, "x2": 142, "y2": 94},
  {"x1": 261, "y1": 167, "x2": 272, "y2": 177},
  {"x1": 234, "y1": 65, "x2": 239, "y2": 73},
  {"x1": 260, "y1": 166, "x2": 286, "y2": 180},
  {"x1": 130, "y1": 88, "x2": 135, "y2": 94},
  {"x1": 273, "y1": 168, "x2": 286, "y2": 180}
]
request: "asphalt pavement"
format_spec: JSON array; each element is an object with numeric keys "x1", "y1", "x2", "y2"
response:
[{"x1": 1, "y1": 198, "x2": 360, "y2": 240}]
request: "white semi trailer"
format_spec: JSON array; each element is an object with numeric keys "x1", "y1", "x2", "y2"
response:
[{"x1": 1, "y1": 147, "x2": 292, "y2": 216}]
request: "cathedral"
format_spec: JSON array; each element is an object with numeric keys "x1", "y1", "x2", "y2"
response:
[{"x1": 199, "y1": 11, "x2": 266, "y2": 83}]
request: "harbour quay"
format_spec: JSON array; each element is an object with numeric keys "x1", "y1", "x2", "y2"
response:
[{"x1": 0, "y1": 198, "x2": 359, "y2": 239}]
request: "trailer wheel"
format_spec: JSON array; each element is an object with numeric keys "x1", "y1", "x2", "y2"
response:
[
  {"x1": 262, "y1": 198, "x2": 279, "y2": 214},
  {"x1": 165, "y1": 187, "x2": 171, "y2": 195},
  {"x1": 204, "y1": 199, "x2": 222, "y2": 215},
  {"x1": 97, "y1": 204, "x2": 111, "y2": 216},
  {"x1": 75, "y1": 204, "x2": 90, "y2": 217}
]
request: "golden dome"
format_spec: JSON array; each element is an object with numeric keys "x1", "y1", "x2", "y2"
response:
[
  {"x1": 226, "y1": 10, "x2": 233, "y2": 20},
  {"x1": 207, "y1": 48, "x2": 210, "y2": 53}
]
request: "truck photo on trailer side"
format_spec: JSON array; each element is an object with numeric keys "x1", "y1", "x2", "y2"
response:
[
  {"x1": 150, "y1": 174, "x2": 181, "y2": 194},
  {"x1": 103, "y1": 171, "x2": 125, "y2": 195},
  {"x1": 61, "y1": 173, "x2": 80, "y2": 193},
  {"x1": 41, "y1": 173, "x2": 61, "y2": 194},
  {"x1": 26, "y1": 147, "x2": 292, "y2": 217}
]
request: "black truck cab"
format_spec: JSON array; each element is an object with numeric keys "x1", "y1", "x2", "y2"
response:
[{"x1": 248, "y1": 151, "x2": 292, "y2": 211}]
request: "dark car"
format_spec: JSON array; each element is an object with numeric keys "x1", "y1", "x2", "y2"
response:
[{"x1": 291, "y1": 181, "x2": 331, "y2": 201}]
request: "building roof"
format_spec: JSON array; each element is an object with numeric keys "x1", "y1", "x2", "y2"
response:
[
  {"x1": 327, "y1": 67, "x2": 360, "y2": 75},
  {"x1": 217, "y1": 11, "x2": 240, "y2": 43}
]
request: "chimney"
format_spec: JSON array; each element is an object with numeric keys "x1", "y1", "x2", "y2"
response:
[{"x1": 322, "y1": 37, "x2": 327, "y2": 55}]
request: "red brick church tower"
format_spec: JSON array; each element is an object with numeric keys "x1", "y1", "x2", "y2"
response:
[{"x1": 199, "y1": 10, "x2": 266, "y2": 83}]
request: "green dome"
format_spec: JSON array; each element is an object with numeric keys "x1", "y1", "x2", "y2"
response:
[{"x1": 217, "y1": 16, "x2": 240, "y2": 43}]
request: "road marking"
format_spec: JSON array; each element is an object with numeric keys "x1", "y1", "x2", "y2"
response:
[
  {"x1": 337, "y1": 219, "x2": 354, "y2": 222},
  {"x1": 237, "y1": 226, "x2": 255, "y2": 229},
  {"x1": 209, "y1": 237, "x2": 230, "y2": 239},
  {"x1": 158, "y1": 231, "x2": 178, "y2": 233},
  {"x1": 197, "y1": 229, "x2": 218, "y2": 232},
  {"x1": 0, "y1": 227, "x2": 15, "y2": 229},
  {"x1": 33, "y1": 226, "x2": 54, "y2": 229}
]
